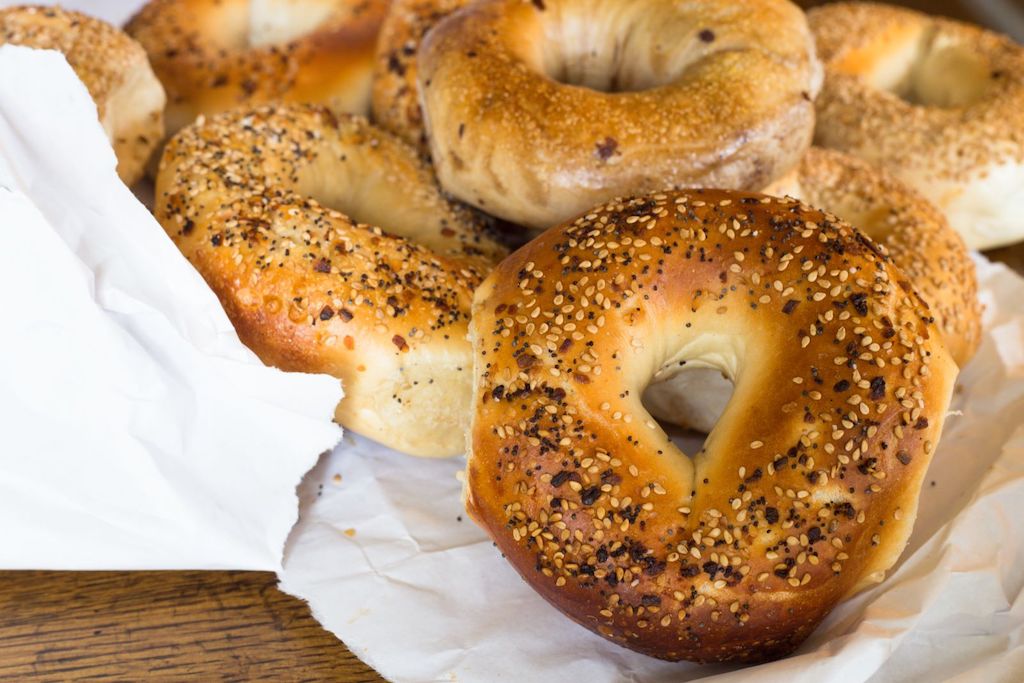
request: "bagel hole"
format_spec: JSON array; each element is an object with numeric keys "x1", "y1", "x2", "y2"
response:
[
  {"x1": 292, "y1": 134, "x2": 416, "y2": 231},
  {"x1": 903, "y1": 40, "x2": 993, "y2": 107},
  {"x1": 312, "y1": 185, "x2": 392, "y2": 233},
  {"x1": 863, "y1": 29, "x2": 994, "y2": 108},
  {"x1": 534, "y1": 11, "x2": 708, "y2": 93},
  {"x1": 641, "y1": 366, "x2": 735, "y2": 457},
  {"x1": 299, "y1": 158, "x2": 467, "y2": 257},
  {"x1": 247, "y1": 0, "x2": 335, "y2": 47}
]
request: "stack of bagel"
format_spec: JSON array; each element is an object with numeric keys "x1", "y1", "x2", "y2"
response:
[{"x1": 4, "y1": 0, "x2": 1020, "y2": 665}]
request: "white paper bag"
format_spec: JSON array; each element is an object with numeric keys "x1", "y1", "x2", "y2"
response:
[{"x1": 0, "y1": 45, "x2": 342, "y2": 569}]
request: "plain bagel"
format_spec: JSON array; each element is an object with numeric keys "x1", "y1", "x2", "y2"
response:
[
  {"x1": 467, "y1": 189, "x2": 957, "y2": 662},
  {"x1": 809, "y1": 2, "x2": 1024, "y2": 250},
  {"x1": 126, "y1": 0, "x2": 389, "y2": 136},
  {"x1": 0, "y1": 5, "x2": 165, "y2": 185},
  {"x1": 418, "y1": 0, "x2": 823, "y2": 230},
  {"x1": 155, "y1": 103, "x2": 507, "y2": 457}
]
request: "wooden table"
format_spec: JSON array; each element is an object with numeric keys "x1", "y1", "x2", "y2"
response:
[
  {"x1": 0, "y1": 571, "x2": 383, "y2": 681},
  {"x1": 2, "y1": 2, "x2": 1020, "y2": 680}
]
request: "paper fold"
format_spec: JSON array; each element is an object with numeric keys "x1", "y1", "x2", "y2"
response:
[{"x1": 0, "y1": 45, "x2": 342, "y2": 570}]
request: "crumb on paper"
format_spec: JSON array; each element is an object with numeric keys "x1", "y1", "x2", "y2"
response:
[
  {"x1": 344, "y1": 528, "x2": 356, "y2": 537},
  {"x1": 332, "y1": 473, "x2": 343, "y2": 484}
]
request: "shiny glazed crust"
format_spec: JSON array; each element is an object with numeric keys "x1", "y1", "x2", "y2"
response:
[
  {"x1": 765, "y1": 147, "x2": 981, "y2": 367},
  {"x1": 468, "y1": 189, "x2": 956, "y2": 662},
  {"x1": 0, "y1": 5, "x2": 165, "y2": 185},
  {"x1": 155, "y1": 103, "x2": 506, "y2": 456},
  {"x1": 419, "y1": 0, "x2": 822, "y2": 229},
  {"x1": 126, "y1": 0, "x2": 388, "y2": 135},
  {"x1": 809, "y1": 2, "x2": 1024, "y2": 250}
]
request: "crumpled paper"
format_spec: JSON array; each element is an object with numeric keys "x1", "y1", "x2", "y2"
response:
[
  {"x1": 281, "y1": 258, "x2": 1024, "y2": 682},
  {"x1": 3, "y1": 1, "x2": 1024, "y2": 680},
  {"x1": 0, "y1": 44, "x2": 342, "y2": 569}
]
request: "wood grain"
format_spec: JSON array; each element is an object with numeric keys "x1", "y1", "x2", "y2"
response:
[
  {"x1": 0, "y1": 571, "x2": 384, "y2": 681},
  {"x1": 989, "y1": 242, "x2": 1024, "y2": 276}
]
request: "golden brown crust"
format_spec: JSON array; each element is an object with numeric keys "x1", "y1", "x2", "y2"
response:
[
  {"x1": 765, "y1": 147, "x2": 981, "y2": 367},
  {"x1": 126, "y1": 0, "x2": 388, "y2": 135},
  {"x1": 419, "y1": 0, "x2": 822, "y2": 229},
  {"x1": 155, "y1": 103, "x2": 506, "y2": 456},
  {"x1": 468, "y1": 189, "x2": 956, "y2": 662},
  {"x1": 809, "y1": 2, "x2": 1024, "y2": 250},
  {"x1": 371, "y1": 0, "x2": 470, "y2": 153},
  {"x1": 0, "y1": 5, "x2": 165, "y2": 185}
]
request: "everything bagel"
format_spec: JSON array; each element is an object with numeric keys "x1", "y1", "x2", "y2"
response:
[
  {"x1": 372, "y1": 0, "x2": 470, "y2": 153},
  {"x1": 418, "y1": 0, "x2": 823, "y2": 230},
  {"x1": 809, "y1": 2, "x2": 1024, "y2": 250},
  {"x1": 0, "y1": 5, "x2": 165, "y2": 185},
  {"x1": 156, "y1": 103, "x2": 506, "y2": 456},
  {"x1": 467, "y1": 189, "x2": 956, "y2": 662},
  {"x1": 127, "y1": 0, "x2": 388, "y2": 136}
]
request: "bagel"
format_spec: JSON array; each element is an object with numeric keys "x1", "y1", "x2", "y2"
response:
[
  {"x1": 155, "y1": 103, "x2": 507, "y2": 457},
  {"x1": 126, "y1": 0, "x2": 389, "y2": 136},
  {"x1": 467, "y1": 189, "x2": 956, "y2": 662},
  {"x1": 0, "y1": 5, "x2": 165, "y2": 185},
  {"x1": 418, "y1": 0, "x2": 823, "y2": 230},
  {"x1": 645, "y1": 147, "x2": 981, "y2": 434},
  {"x1": 809, "y1": 2, "x2": 1024, "y2": 250},
  {"x1": 765, "y1": 148, "x2": 982, "y2": 367},
  {"x1": 372, "y1": 0, "x2": 470, "y2": 154}
]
